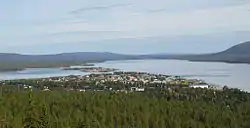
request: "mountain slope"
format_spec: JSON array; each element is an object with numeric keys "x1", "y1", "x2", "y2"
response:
[
  {"x1": 175, "y1": 41, "x2": 250, "y2": 63},
  {"x1": 220, "y1": 41, "x2": 250, "y2": 55},
  {"x1": 0, "y1": 52, "x2": 136, "y2": 62},
  {"x1": 0, "y1": 52, "x2": 138, "y2": 71},
  {"x1": 0, "y1": 41, "x2": 249, "y2": 71}
]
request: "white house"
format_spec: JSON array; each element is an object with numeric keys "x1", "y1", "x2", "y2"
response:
[
  {"x1": 77, "y1": 89, "x2": 86, "y2": 92},
  {"x1": 130, "y1": 87, "x2": 145, "y2": 92},
  {"x1": 190, "y1": 84, "x2": 209, "y2": 89}
]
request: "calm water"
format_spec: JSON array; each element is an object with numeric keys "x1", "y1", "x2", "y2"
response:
[{"x1": 0, "y1": 60, "x2": 249, "y2": 91}]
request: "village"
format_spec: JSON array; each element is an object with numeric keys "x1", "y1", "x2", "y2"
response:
[{"x1": 1, "y1": 71, "x2": 221, "y2": 92}]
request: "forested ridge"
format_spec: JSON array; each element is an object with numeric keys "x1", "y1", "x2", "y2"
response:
[
  {"x1": 0, "y1": 85, "x2": 250, "y2": 128},
  {"x1": 1, "y1": 41, "x2": 250, "y2": 72}
]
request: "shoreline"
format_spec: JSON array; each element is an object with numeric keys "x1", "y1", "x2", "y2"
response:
[
  {"x1": 2, "y1": 71, "x2": 222, "y2": 88},
  {"x1": 0, "y1": 58, "x2": 250, "y2": 72},
  {"x1": 63, "y1": 67, "x2": 118, "y2": 73},
  {"x1": 1, "y1": 70, "x2": 245, "y2": 92},
  {"x1": 0, "y1": 60, "x2": 247, "y2": 91}
]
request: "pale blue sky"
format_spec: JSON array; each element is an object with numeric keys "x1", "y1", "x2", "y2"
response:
[{"x1": 1, "y1": 0, "x2": 250, "y2": 54}]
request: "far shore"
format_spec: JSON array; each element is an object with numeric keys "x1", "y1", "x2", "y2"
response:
[
  {"x1": 0, "y1": 62, "x2": 97, "y2": 72},
  {"x1": 63, "y1": 67, "x2": 118, "y2": 73},
  {"x1": 1, "y1": 58, "x2": 250, "y2": 72}
]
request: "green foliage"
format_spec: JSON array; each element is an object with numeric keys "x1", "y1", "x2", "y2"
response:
[
  {"x1": 23, "y1": 90, "x2": 49, "y2": 128},
  {"x1": 0, "y1": 61, "x2": 90, "y2": 72},
  {"x1": 0, "y1": 86, "x2": 250, "y2": 128}
]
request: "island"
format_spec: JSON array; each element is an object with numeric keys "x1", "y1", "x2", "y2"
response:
[{"x1": 63, "y1": 67, "x2": 118, "y2": 72}]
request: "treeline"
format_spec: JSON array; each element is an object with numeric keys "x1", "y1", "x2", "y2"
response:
[
  {"x1": 4, "y1": 77, "x2": 189, "y2": 91},
  {"x1": 0, "y1": 61, "x2": 90, "y2": 72},
  {"x1": 0, "y1": 86, "x2": 250, "y2": 127}
]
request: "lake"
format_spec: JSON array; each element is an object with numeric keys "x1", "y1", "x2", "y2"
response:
[{"x1": 0, "y1": 59, "x2": 249, "y2": 91}]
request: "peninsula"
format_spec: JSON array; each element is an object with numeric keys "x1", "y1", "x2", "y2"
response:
[{"x1": 63, "y1": 67, "x2": 118, "y2": 72}]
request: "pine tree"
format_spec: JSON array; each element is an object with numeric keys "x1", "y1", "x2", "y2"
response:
[{"x1": 23, "y1": 90, "x2": 38, "y2": 128}]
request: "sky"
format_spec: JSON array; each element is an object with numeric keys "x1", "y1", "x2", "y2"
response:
[{"x1": 1, "y1": 0, "x2": 250, "y2": 54}]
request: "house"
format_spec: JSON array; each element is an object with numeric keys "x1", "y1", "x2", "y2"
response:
[
  {"x1": 190, "y1": 84, "x2": 209, "y2": 89},
  {"x1": 42, "y1": 86, "x2": 51, "y2": 91},
  {"x1": 77, "y1": 89, "x2": 86, "y2": 92},
  {"x1": 129, "y1": 76, "x2": 137, "y2": 81},
  {"x1": 42, "y1": 88, "x2": 51, "y2": 92},
  {"x1": 65, "y1": 87, "x2": 74, "y2": 91},
  {"x1": 130, "y1": 87, "x2": 145, "y2": 92}
]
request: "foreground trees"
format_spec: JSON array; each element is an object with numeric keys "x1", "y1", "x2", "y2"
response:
[{"x1": 0, "y1": 87, "x2": 250, "y2": 128}]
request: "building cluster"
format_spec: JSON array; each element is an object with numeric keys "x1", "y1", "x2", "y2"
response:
[
  {"x1": 1, "y1": 72, "x2": 216, "y2": 92},
  {"x1": 40, "y1": 72, "x2": 211, "y2": 92}
]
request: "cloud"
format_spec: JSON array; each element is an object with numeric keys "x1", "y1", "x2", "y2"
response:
[
  {"x1": 36, "y1": 30, "x2": 127, "y2": 37},
  {"x1": 112, "y1": 4, "x2": 250, "y2": 34},
  {"x1": 146, "y1": 9, "x2": 166, "y2": 13},
  {"x1": 4, "y1": 1, "x2": 250, "y2": 47},
  {"x1": 70, "y1": 3, "x2": 135, "y2": 14},
  {"x1": 17, "y1": 3, "x2": 248, "y2": 47}
]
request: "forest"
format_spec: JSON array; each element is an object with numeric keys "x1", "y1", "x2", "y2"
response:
[
  {"x1": 0, "y1": 85, "x2": 250, "y2": 128},
  {"x1": 0, "y1": 61, "x2": 91, "y2": 72}
]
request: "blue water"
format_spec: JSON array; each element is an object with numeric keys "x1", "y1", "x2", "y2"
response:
[{"x1": 0, "y1": 60, "x2": 249, "y2": 91}]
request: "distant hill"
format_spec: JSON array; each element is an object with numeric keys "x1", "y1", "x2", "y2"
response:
[
  {"x1": 0, "y1": 52, "x2": 139, "y2": 71},
  {"x1": 172, "y1": 41, "x2": 250, "y2": 63},
  {"x1": 0, "y1": 52, "x2": 135, "y2": 62},
  {"x1": 0, "y1": 41, "x2": 249, "y2": 71},
  {"x1": 220, "y1": 41, "x2": 250, "y2": 55}
]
